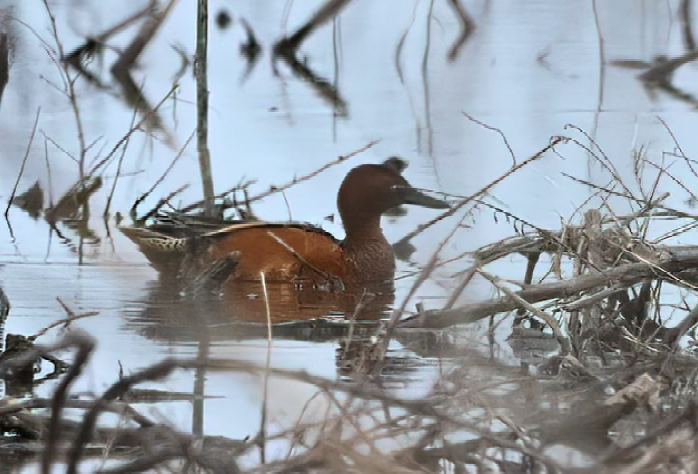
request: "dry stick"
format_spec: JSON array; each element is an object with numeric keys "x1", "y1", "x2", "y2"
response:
[
  {"x1": 422, "y1": 0, "x2": 435, "y2": 156},
  {"x1": 397, "y1": 136, "x2": 565, "y2": 246},
  {"x1": 247, "y1": 140, "x2": 379, "y2": 204},
  {"x1": 258, "y1": 271, "x2": 273, "y2": 464},
  {"x1": 137, "y1": 184, "x2": 190, "y2": 223},
  {"x1": 0, "y1": 398, "x2": 154, "y2": 428},
  {"x1": 394, "y1": 0, "x2": 421, "y2": 84},
  {"x1": 129, "y1": 129, "x2": 196, "y2": 218},
  {"x1": 104, "y1": 108, "x2": 139, "y2": 218},
  {"x1": 5, "y1": 108, "x2": 41, "y2": 217},
  {"x1": 657, "y1": 115, "x2": 698, "y2": 182},
  {"x1": 266, "y1": 231, "x2": 341, "y2": 286},
  {"x1": 561, "y1": 172, "x2": 644, "y2": 203},
  {"x1": 383, "y1": 211, "x2": 470, "y2": 352},
  {"x1": 42, "y1": 0, "x2": 87, "y2": 179},
  {"x1": 30, "y1": 297, "x2": 99, "y2": 340},
  {"x1": 0, "y1": 32, "x2": 10, "y2": 110},
  {"x1": 462, "y1": 112, "x2": 515, "y2": 166},
  {"x1": 600, "y1": 401, "x2": 697, "y2": 468},
  {"x1": 66, "y1": 358, "x2": 193, "y2": 474},
  {"x1": 323, "y1": 390, "x2": 382, "y2": 456},
  {"x1": 0, "y1": 285, "x2": 9, "y2": 324},
  {"x1": 196, "y1": 0, "x2": 215, "y2": 216},
  {"x1": 642, "y1": 159, "x2": 698, "y2": 204},
  {"x1": 446, "y1": 0, "x2": 476, "y2": 61},
  {"x1": 179, "y1": 179, "x2": 256, "y2": 214},
  {"x1": 110, "y1": 0, "x2": 179, "y2": 147},
  {"x1": 478, "y1": 270, "x2": 571, "y2": 355},
  {"x1": 179, "y1": 140, "x2": 377, "y2": 214},
  {"x1": 89, "y1": 84, "x2": 179, "y2": 177},
  {"x1": 399, "y1": 247, "x2": 698, "y2": 329},
  {"x1": 564, "y1": 130, "x2": 638, "y2": 203},
  {"x1": 442, "y1": 255, "x2": 498, "y2": 311},
  {"x1": 41, "y1": 331, "x2": 96, "y2": 474},
  {"x1": 275, "y1": 0, "x2": 354, "y2": 51},
  {"x1": 664, "y1": 303, "x2": 698, "y2": 349},
  {"x1": 81, "y1": 1, "x2": 156, "y2": 47},
  {"x1": 681, "y1": 0, "x2": 697, "y2": 52},
  {"x1": 210, "y1": 359, "x2": 563, "y2": 472},
  {"x1": 591, "y1": 0, "x2": 606, "y2": 139}
]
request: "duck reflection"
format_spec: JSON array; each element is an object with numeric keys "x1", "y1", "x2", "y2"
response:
[
  {"x1": 124, "y1": 278, "x2": 444, "y2": 386},
  {"x1": 125, "y1": 276, "x2": 391, "y2": 342}
]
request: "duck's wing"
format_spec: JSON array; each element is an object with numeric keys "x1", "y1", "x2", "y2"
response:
[
  {"x1": 206, "y1": 224, "x2": 344, "y2": 282},
  {"x1": 204, "y1": 221, "x2": 340, "y2": 244},
  {"x1": 121, "y1": 219, "x2": 341, "y2": 278}
]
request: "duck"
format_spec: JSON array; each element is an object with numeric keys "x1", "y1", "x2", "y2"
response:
[{"x1": 120, "y1": 157, "x2": 449, "y2": 292}]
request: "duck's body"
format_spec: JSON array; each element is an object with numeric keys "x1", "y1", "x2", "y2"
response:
[{"x1": 121, "y1": 158, "x2": 448, "y2": 290}]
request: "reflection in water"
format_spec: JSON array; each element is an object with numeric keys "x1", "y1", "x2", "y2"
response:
[
  {"x1": 124, "y1": 276, "x2": 448, "y2": 387},
  {"x1": 126, "y1": 277, "x2": 393, "y2": 342}
]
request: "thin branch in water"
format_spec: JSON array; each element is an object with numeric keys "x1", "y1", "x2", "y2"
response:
[
  {"x1": 394, "y1": 0, "x2": 421, "y2": 84},
  {"x1": 196, "y1": 0, "x2": 215, "y2": 216},
  {"x1": 110, "y1": 0, "x2": 179, "y2": 148},
  {"x1": 397, "y1": 136, "x2": 565, "y2": 245},
  {"x1": 88, "y1": 84, "x2": 179, "y2": 177},
  {"x1": 479, "y1": 269, "x2": 570, "y2": 355},
  {"x1": 41, "y1": 331, "x2": 96, "y2": 474},
  {"x1": 104, "y1": 107, "x2": 138, "y2": 218},
  {"x1": 274, "y1": 0, "x2": 353, "y2": 53},
  {"x1": 680, "y1": 0, "x2": 696, "y2": 52},
  {"x1": 656, "y1": 115, "x2": 698, "y2": 183},
  {"x1": 31, "y1": 298, "x2": 99, "y2": 341},
  {"x1": 41, "y1": 0, "x2": 87, "y2": 178},
  {"x1": 247, "y1": 140, "x2": 378, "y2": 204},
  {"x1": 257, "y1": 271, "x2": 273, "y2": 463},
  {"x1": 0, "y1": 32, "x2": 10, "y2": 110},
  {"x1": 136, "y1": 184, "x2": 190, "y2": 224},
  {"x1": 446, "y1": 0, "x2": 476, "y2": 61},
  {"x1": 6, "y1": 107, "x2": 40, "y2": 217},
  {"x1": 462, "y1": 111, "x2": 516, "y2": 166},
  {"x1": 66, "y1": 358, "x2": 196, "y2": 474},
  {"x1": 129, "y1": 129, "x2": 195, "y2": 220}
]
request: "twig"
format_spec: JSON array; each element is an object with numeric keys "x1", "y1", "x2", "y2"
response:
[
  {"x1": 31, "y1": 297, "x2": 99, "y2": 340},
  {"x1": 6, "y1": 107, "x2": 40, "y2": 217},
  {"x1": 136, "y1": 184, "x2": 190, "y2": 223},
  {"x1": 274, "y1": 0, "x2": 353, "y2": 53},
  {"x1": 446, "y1": 0, "x2": 476, "y2": 61},
  {"x1": 196, "y1": 0, "x2": 215, "y2": 216},
  {"x1": 397, "y1": 136, "x2": 565, "y2": 245},
  {"x1": 41, "y1": 0, "x2": 87, "y2": 178},
  {"x1": 399, "y1": 246, "x2": 698, "y2": 329},
  {"x1": 41, "y1": 331, "x2": 96, "y2": 474},
  {"x1": 462, "y1": 112, "x2": 515, "y2": 166},
  {"x1": 479, "y1": 269, "x2": 570, "y2": 355},
  {"x1": 66, "y1": 358, "x2": 192, "y2": 474},
  {"x1": 258, "y1": 271, "x2": 273, "y2": 463},
  {"x1": 129, "y1": 130, "x2": 195, "y2": 219},
  {"x1": 247, "y1": 140, "x2": 379, "y2": 204},
  {"x1": 0, "y1": 32, "x2": 10, "y2": 110},
  {"x1": 104, "y1": 107, "x2": 138, "y2": 218}
]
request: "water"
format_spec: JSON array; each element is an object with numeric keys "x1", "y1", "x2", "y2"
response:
[{"x1": 1, "y1": 0, "x2": 698, "y2": 470}]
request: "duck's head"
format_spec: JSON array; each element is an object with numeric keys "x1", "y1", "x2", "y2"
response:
[{"x1": 337, "y1": 157, "x2": 449, "y2": 233}]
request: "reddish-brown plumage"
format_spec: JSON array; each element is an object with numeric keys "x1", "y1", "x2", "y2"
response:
[
  {"x1": 122, "y1": 158, "x2": 449, "y2": 292},
  {"x1": 206, "y1": 224, "x2": 346, "y2": 283}
]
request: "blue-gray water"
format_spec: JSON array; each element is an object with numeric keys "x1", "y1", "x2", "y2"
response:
[{"x1": 1, "y1": 0, "x2": 697, "y2": 470}]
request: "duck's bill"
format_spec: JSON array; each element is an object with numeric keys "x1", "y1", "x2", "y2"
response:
[{"x1": 400, "y1": 187, "x2": 450, "y2": 209}]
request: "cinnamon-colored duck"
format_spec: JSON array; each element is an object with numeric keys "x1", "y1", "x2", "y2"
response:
[{"x1": 121, "y1": 158, "x2": 448, "y2": 292}]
